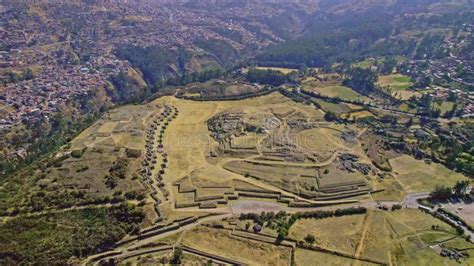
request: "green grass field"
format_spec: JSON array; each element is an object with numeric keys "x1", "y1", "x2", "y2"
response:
[
  {"x1": 377, "y1": 74, "x2": 418, "y2": 100},
  {"x1": 313, "y1": 99, "x2": 354, "y2": 114},
  {"x1": 303, "y1": 84, "x2": 372, "y2": 103},
  {"x1": 435, "y1": 101, "x2": 456, "y2": 115}
]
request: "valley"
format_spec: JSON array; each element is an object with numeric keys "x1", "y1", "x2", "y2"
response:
[{"x1": 1, "y1": 0, "x2": 473, "y2": 265}]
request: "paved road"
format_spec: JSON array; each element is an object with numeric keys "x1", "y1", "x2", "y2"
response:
[{"x1": 401, "y1": 192, "x2": 431, "y2": 208}]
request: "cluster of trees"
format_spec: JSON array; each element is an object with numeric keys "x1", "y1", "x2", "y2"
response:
[
  {"x1": 299, "y1": 88, "x2": 367, "y2": 106},
  {"x1": 410, "y1": 94, "x2": 442, "y2": 118},
  {"x1": 1, "y1": 68, "x2": 34, "y2": 85},
  {"x1": 71, "y1": 148, "x2": 87, "y2": 159},
  {"x1": 116, "y1": 44, "x2": 229, "y2": 91},
  {"x1": 410, "y1": 123, "x2": 473, "y2": 178},
  {"x1": 194, "y1": 38, "x2": 239, "y2": 67},
  {"x1": 177, "y1": 86, "x2": 277, "y2": 101},
  {"x1": 105, "y1": 157, "x2": 130, "y2": 189},
  {"x1": 164, "y1": 68, "x2": 224, "y2": 88},
  {"x1": 171, "y1": 247, "x2": 183, "y2": 264},
  {"x1": 211, "y1": 27, "x2": 243, "y2": 42},
  {"x1": 342, "y1": 67, "x2": 401, "y2": 104},
  {"x1": 246, "y1": 68, "x2": 293, "y2": 86},
  {"x1": 255, "y1": 9, "x2": 394, "y2": 68},
  {"x1": 1, "y1": 112, "x2": 98, "y2": 179},
  {"x1": 278, "y1": 88, "x2": 313, "y2": 105},
  {"x1": 115, "y1": 44, "x2": 179, "y2": 85},
  {"x1": 0, "y1": 204, "x2": 144, "y2": 265},
  {"x1": 19, "y1": 185, "x2": 142, "y2": 215},
  {"x1": 378, "y1": 57, "x2": 398, "y2": 75},
  {"x1": 109, "y1": 72, "x2": 149, "y2": 104},
  {"x1": 324, "y1": 111, "x2": 338, "y2": 122},
  {"x1": 342, "y1": 67, "x2": 378, "y2": 95},
  {"x1": 429, "y1": 180, "x2": 471, "y2": 201},
  {"x1": 414, "y1": 34, "x2": 448, "y2": 60}
]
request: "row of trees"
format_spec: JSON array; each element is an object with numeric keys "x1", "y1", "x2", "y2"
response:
[{"x1": 239, "y1": 207, "x2": 367, "y2": 242}]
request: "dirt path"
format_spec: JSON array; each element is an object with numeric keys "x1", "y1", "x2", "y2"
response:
[{"x1": 354, "y1": 211, "x2": 372, "y2": 258}]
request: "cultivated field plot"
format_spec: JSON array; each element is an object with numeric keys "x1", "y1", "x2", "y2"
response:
[
  {"x1": 390, "y1": 155, "x2": 469, "y2": 192},
  {"x1": 313, "y1": 98, "x2": 359, "y2": 114},
  {"x1": 255, "y1": 66, "x2": 299, "y2": 74},
  {"x1": 343, "y1": 110, "x2": 376, "y2": 120},
  {"x1": 435, "y1": 101, "x2": 456, "y2": 115},
  {"x1": 180, "y1": 226, "x2": 292, "y2": 265},
  {"x1": 303, "y1": 83, "x2": 372, "y2": 103},
  {"x1": 377, "y1": 74, "x2": 419, "y2": 100}
]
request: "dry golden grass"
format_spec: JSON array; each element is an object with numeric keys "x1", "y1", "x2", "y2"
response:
[
  {"x1": 361, "y1": 209, "x2": 460, "y2": 264},
  {"x1": 153, "y1": 92, "x2": 325, "y2": 186},
  {"x1": 370, "y1": 175, "x2": 406, "y2": 201},
  {"x1": 295, "y1": 127, "x2": 347, "y2": 156},
  {"x1": 180, "y1": 226, "x2": 292, "y2": 265},
  {"x1": 294, "y1": 248, "x2": 365, "y2": 266},
  {"x1": 344, "y1": 110, "x2": 376, "y2": 120},
  {"x1": 97, "y1": 122, "x2": 117, "y2": 135},
  {"x1": 255, "y1": 67, "x2": 298, "y2": 74},
  {"x1": 390, "y1": 155, "x2": 469, "y2": 192},
  {"x1": 289, "y1": 214, "x2": 366, "y2": 254}
]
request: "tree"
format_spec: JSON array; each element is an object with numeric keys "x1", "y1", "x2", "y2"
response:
[
  {"x1": 453, "y1": 181, "x2": 470, "y2": 197},
  {"x1": 380, "y1": 57, "x2": 397, "y2": 74},
  {"x1": 429, "y1": 185, "x2": 453, "y2": 201},
  {"x1": 342, "y1": 67, "x2": 378, "y2": 95},
  {"x1": 23, "y1": 68, "x2": 34, "y2": 80},
  {"x1": 324, "y1": 111, "x2": 337, "y2": 122},
  {"x1": 171, "y1": 247, "x2": 183, "y2": 264},
  {"x1": 277, "y1": 226, "x2": 288, "y2": 243},
  {"x1": 391, "y1": 204, "x2": 403, "y2": 211},
  {"x1": 304, "y1": 234, "x2": 316, "y2": 244}
]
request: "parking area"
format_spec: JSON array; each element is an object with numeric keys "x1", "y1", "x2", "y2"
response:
[{"x1": 442, "y1": 201, "x2": 474, "y2": 225}]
